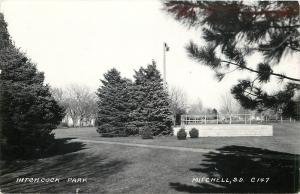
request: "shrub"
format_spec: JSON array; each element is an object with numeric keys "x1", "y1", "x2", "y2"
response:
[
  {"x1": 140, "y1": 127, "x2": 153, "y2": 139},
  {"x1": 177, "y1": 128, "x2": 187, "y2": 140},
  {"x1": 189, "y1": 128, "x2": 199, "y2": 138}
]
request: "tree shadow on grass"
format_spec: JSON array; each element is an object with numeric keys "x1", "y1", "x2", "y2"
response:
[
  {"x1": 44, "y1": 138, "x2": 86, "y2": 158},
  {"x1": 1, "y1": 138, "x2": 86, "y2": 161},
  {"x1": 0, "y1": 151, "x2": 129, "y2": 193},
  {"x1": 170, "y1": 145, "x2": 300, "y2": 193}
]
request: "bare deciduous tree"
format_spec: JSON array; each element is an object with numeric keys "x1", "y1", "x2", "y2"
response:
[
  {"x1": 220, "y1": 93, "x2": 240, "y2": 114},
  {"x1": 169, "y1": 86, "x2": 188, "y2": 125},
  {"x1": 50, "y1": 87, "x2": 64, "y2": 103},
  {"x1": 169, "y1": 86, "x2": 188, "y2": 114},
  {"x1": 65, "y1": 84, "x2": 97, "y2": 127},
  {"x1": 51, "y1": 85, "x2": 97, "y2": 127},
  {"x1": 188, "y1": 98, "x2": 204, "y2": 115}
]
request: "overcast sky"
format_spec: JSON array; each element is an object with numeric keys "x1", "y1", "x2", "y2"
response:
[{"x1": 1, "y1": 0, "x2": 299, "y2": 109}]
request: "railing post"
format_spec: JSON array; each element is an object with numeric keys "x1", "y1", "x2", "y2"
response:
[
  {"x1": 185, "y1": 115, "x2": 187, "y2": 125},
  {"x1": 205, "y1": 114, "x2": 207, "y2": 124},
  {"x1": 217, "y1": 114, "x2": 218, "y2": 124},
  {"x1": 230, "y1": 114, "x2": 232, "y2": 124},
  {"x1": 187, "y1": 115, "x2": 189, "y2": 125},
  {"x1": 181, "y1": 115, "x2": 184, "y2": 126},
  {"x1": 245, "y1": 114, "x2": 247, "y2": 124}
]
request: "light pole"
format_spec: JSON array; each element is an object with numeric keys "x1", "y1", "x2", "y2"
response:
[{"x1": 163, "y1": 42, "x2": 169, "y2": 90}]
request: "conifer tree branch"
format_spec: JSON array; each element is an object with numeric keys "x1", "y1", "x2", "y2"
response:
[
  {"x1": 287, "y1": 46, "x2": 300, "y2": 52},
  {"x1": 220, "y1": 60, "x2": 300, "y2": 82}
]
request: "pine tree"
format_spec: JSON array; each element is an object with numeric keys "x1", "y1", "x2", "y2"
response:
[
  {"x1": 163, "y1": 1, "x2": 300, "y2": 117},
  {"x1": 131, "y1": 62, "x2": 173, "y2": 136},
  {"x1": 0, "y1": 13, "x2": 65, "y2": 158},
  {"x1": 96, "y1": 68, "x2": 134, "y2": 136}
]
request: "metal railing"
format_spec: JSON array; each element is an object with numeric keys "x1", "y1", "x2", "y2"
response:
[{"x1": 180, "y1": 114, "x2": 296, "y2": 126}]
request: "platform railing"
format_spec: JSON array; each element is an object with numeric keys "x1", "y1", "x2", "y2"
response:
[
  {"x1": 180, "y1": 114, "x2": 296, "y2": 126},
  {"x1": 180, "y1": 114, "x2": 253, "y2": 126}
]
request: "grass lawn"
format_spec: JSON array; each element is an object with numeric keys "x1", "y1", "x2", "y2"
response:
[
  {"x1": 1, "y1": 123, "x2": 299, "y2": 193},
  {"x1": 55, "y1": 123, "x2": 300, "y2": 154}
]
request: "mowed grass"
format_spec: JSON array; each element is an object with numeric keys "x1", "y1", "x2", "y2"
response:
[
  {"x1": 1, "y1": 123, "x2": 299, "y2": 193},
  {"x1": 55, "y1": 123, "x2": 300, "y2": 154}
]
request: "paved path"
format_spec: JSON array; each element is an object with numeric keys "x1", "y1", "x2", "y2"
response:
[{"x1": 72, "y1": 139, "x2": 219, "y2": 154}]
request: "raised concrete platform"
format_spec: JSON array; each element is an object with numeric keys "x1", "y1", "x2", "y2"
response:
[{"x1": 174, "y1": 124, "x2": 273, "y2": 137}]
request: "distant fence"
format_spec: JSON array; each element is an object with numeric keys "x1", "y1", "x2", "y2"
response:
[{"x1": 180, "y1": 114, "x2": 296, "y2": 126}]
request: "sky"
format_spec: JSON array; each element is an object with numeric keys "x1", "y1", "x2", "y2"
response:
[{"x1": 1, "y1": 0, "x2": 299, "y2": 109}]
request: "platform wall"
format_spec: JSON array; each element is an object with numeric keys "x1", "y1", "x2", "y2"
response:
[{"x1": 173, "y1": 124, "x2": 273, "y2": 137}]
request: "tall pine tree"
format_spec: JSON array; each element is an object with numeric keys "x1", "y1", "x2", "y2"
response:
[
  {"x1": 96, "y1": 68, "x2": 134, "y2": 136},
  {"x1": 0, "y1": 13, "x2": 65, "y2": 158},
  {"x1": 131, "y1": 62, "x2": 173, "y2": 136}
]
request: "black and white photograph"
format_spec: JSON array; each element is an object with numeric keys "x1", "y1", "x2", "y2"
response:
[{"x1": 0, "y1": 0, "x2": 299, "y2": 193}]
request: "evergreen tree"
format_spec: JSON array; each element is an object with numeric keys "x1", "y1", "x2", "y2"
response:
[
  {"x1": 163, "y1": 1, "x2": 300, "y2": 117},
  {"x1": 96, "y1": 68, "x2": 134, "y2": 136},
  {"x1": 0, "y1": 13, "x2": 65, "y2": 158},
  {"x1": 131, "y1": 62, "x2": 173, "y2": 136}
]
